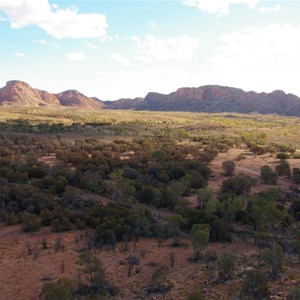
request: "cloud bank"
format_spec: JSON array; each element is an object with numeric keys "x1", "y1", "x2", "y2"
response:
[
  {"x1": 183, "y1": 0, "x2": 260, "y2": 15},
  {"x1": 0, "y1": 0, "x2": 107, "y2": 39}
]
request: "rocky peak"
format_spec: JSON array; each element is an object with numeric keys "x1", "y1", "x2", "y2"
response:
[
  {"x1": 55, "y1": 90, "x2": 102, "y2": 109},
  {"x1": 0, "y1": 80, "x2": 102, "y2": 108}
]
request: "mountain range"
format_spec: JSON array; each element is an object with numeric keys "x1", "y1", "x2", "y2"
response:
[{"x1": 1, "y1": 80, "x2": 300, "y2": 116}]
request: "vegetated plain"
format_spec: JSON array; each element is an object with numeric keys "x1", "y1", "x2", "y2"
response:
[{"x1": 0, "y1": 107, "x2": 300, "y2": 300}]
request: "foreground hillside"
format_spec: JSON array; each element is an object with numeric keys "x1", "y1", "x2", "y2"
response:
[
  {"x1": 0, "y1": 108, "x2": 300, "y2": 299},
  {"x1": 2, "y1": 80, "x2": 300, "y2": 116}
]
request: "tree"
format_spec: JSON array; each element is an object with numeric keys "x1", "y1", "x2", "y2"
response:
[
  {"x1": 199, "y1": 150, "x2": 217, "y2": 165},
  {"x1": 240, "y1": 270, "x2": 269, "y2": 300},
  {"x1": 21, "y1": 212, "x2": 41, "y2": 232},
  {"x1": 197, "y1": 188, "x2": 215, "y2": 211},
  {"x1": 218, "y1": 252, "x2": 237, "y2": 280},
  {"x1": 165, "y1": 214, "x2": 184, "y2": 245},
  {"x1": 43, "y1": 278, "x2": 74, "y2": 300},
  {"x1": 152, "y1": 149, "x2": 167, "y2": 163},
  {"x1": 248, "y1": 191, "x2": 286, "y2": 233},
  {"x1": 127, "y1": 255, "x2": 140, "y2": 276},
  {"x1": 191, "y1": 224, "x2": 210, "y2": 260},
  {"x1": 260, "y1": 165, "x2": 278, "y2": 185},
  {"x1": 287, "y1": 287, "x2": 300, "y2": 300},
  {"x1": 221, "y1": 174, "x2": 257, "y2": 195},
  {"x1": 79, "y1": 251, "x2": 107, "y2": 293},
  {"x1": 222, "y1": 160, "x2": 236, "y2": 176},
  {"x1": 293, "y1": 168, "x2": 300, "y2": 184},
  {"x1": 275, "y1": 161, "x2": 291, "y2": 177},
  {"x1": 262, "y1": 242, "x2": 284, "y2": 280},
  {"x1": 220, "y1": 196, "x2": 245, "y2": 224},
  {"x1": 276, "y1": 152, "x2": 290, "y2": 160},
  {"x1": 291, "y1": 199, "x2": 300, "y2": 221}
]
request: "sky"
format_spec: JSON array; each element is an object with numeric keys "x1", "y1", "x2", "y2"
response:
[{"x1": 0, "y1": 0, "x2": 300, "y2": 100}]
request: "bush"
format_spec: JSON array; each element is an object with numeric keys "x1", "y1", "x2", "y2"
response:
[
  {"x1": 187, "y1": 289, "x2": 205, "y2": 300},
  {"x1": 152, "y1": 265, "x2": 170, "y2": 282},
  {"x1": 287, "y1": 287, "x2": 300, "y2": 300},
  {"x1": 218, "y1": 252, "x2": 237, "y2": 280},
  {"x1": 21, "y1": 212, "x2": 41, "y2": 232},
  {"x1": 293, "y1": 168, "x2": 300, "y2": 184},
  {"x1": 222, "y1": 160, "x2": 236, "y2": 176},
  {"x1": 260, "y1": 165, "x2": 277, "y2": 185},
  {"x1": 276, "y1": 152, "x2": 290, "y2": 160},
  {"x1": 275, "y1": 161, "x2": 291, "y2": 177},
  {"x1": 221, "y1": 174, "x2": 257, "y2": 195},
  {"x1": 43, "y1": 278, "x2": 74, "y2": 300},
  {"x1": 240, "y1": 270, "x2": 269, "y2": 300}
]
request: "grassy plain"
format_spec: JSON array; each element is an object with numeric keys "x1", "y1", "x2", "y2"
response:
[{"x1": 1, "y1": 107, "x2": 300, "y2": 147}]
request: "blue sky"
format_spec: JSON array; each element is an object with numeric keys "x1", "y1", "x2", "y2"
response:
[{"x1": 0, "y1": 0, "x2": 299, "y2": 100}]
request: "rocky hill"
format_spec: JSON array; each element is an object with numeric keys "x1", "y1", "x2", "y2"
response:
[
  {"x1": 55, "y1": 90, "x2": 102, "y2": 109},
  {"x1": 105, "y1": 85, "x2": 300, "y2": 116},
  {"x1": 2, "y1": 80, "x2": 300, "y2": 116},
  {"x1": 0, "y1": 80, "x2": 102, "y2": 109}
]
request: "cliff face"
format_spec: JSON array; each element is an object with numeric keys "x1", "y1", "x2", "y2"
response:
[
  {"x1": 105, "y1": 85, "x2": 300, "y2": 116},
  {"x1": 0, "y1": 81, "x2": 102, "y2": 109},
  {"x1": 2, "y1": 80, "x2": 300, "y2": 116}
]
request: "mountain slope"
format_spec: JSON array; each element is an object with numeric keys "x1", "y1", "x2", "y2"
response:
[
  {"x1": 0, "y1": 80, "x2": 60, "y2": 107},
  {"x1": 0, "y1": 81, "x2": 102, "y2": 109},
  {"x1": 105, "y1": 85, "x2": 300, "y2": 116},
  {"x1": 1, "y1": 80, "x2": 300, "y2": 116},
  {"x1": 55, "y1": 90, "x2": 102, "y2": 109}
]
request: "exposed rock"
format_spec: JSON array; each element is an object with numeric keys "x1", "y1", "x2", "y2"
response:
[
  {"x1": 103, "y1": 98, "x2": 144, "y2": 110},
  {"x1": 0, "y1": 80, "x2": 102, "y2": 109},
  {"x1": 0, "y1": 80, "x2": 60, "y2": 107},
  {"x1": 2, "y1": 80, "x2": 300, "y2": 116},
  {"x1": 105, "y1": 85, "x2": 300, "y2": 117},
  {"x1": 55, "y1": 90, "x2": 102, "y2": 109}
]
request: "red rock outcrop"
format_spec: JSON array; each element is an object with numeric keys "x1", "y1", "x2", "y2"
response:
[
  {"x1": 106, "y1": 85, "x2": 300, "y2": 116},
  {"x1": 55, "y1": 90, "x2": 102, "y2": 109},
  {"x1": 0, "y1": 80, "x2": 60, "y2": 106},
  {"x1": 0, "y1": 81, "x2": 102, "y2": 109}
]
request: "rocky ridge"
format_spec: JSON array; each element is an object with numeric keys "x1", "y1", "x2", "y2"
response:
[
  {"x1": 0, "y1": 80, "x2": 102, "y2": 109},
  {"x1": 1, "y1": 80, "x2": 300, "y2": 116}
]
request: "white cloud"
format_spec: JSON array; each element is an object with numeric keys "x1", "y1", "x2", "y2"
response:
[
  {"x1": 15, "y1": 52, "x2": 25, "y2": 57},
  {"x1": 208, "y1": 24, "x2": 300, "y2": 93},
  {"x1": 0, "y1": 0, "x2": 107, "y2": 39},
  {"x1": 83, "y1": 41, "x2": 98, "y2": 50},
  {"x1": 33, "y1": 39, "x2": 60, "y2": 47},
  {"x1": 132, "y1": 35, "x2": 200, "y2": 63},
  {"x1": 259, "y1": 4, "x2": 280, "y2": 13},
  {"x1": 211, "y1": 24, "x2": 300, "y2": 67},
  {"x1": 149, "y1": 19, "x2": 157, "y2": 30},
  {"x1": 66, "y1": 52, "x2": 86, "y2": 61},
  {"x1": 183, "y1": 0, "x2": 260, "y2": 15},
  {"x1": 110, "y1": 53, "x2": 131, "y2": 66}
]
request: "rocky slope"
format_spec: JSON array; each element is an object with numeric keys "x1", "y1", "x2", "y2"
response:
[
  {"x1": 0, "y1": 81, "x2": 60, "y2": 107},
  {"x1": 105, "y1": 85, "x2": 300, "y2": 116},
  {"x1": 2, "y1": 80, "x2": 300, "y2": 116},
  {"x1": 0, "y1": 80, "x2": 102, "y2": 109},
  {"x1": 55, "y1": 90, "x2": 102, "y2": 109}
]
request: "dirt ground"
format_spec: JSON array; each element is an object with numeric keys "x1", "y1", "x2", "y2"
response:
[
  {"x1": 0, "y1": 224, "x2": 263, "y2": 300},
  {"x1": 209, "y1": 148, "x2": 298, "y2": 194},
  {"x1": 1, "y1": 149, "x2": 300, "y2": 300}
]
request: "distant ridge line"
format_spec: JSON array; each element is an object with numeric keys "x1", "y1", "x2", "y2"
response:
[{"x1": 1, "y1": 80, "x2": 300, "y2": 116}]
